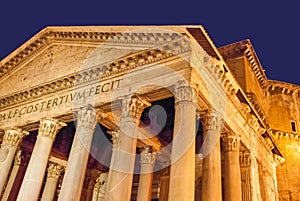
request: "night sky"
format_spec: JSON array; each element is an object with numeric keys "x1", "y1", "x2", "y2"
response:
[{"x1": 1, "y1": 1, "x2": 299, "y2": 85}]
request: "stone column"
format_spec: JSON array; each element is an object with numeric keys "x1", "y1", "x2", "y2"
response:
[
  {"x1": 168, "y1": 85, "x2": 197, "y2": 201},
  {"x1": 1, "y1": 149, "x2": 22, "y2": 201},
  {"x1": 200, "y1": 109, "x2": 223, "y2": 201},
  {"x1": 105, "y1": 94, "x2": 151, "y2": 201},
  {"x1": 17, "y1": 118, "x2": 66, "y2": 201},
  {"x1": 158, "y1": 163, "x2": 170, "y2": 201},
  {"x1": 222, "y1": 133, "x2": 242, "y2": 201},
  {"x1": 41, "y1": 162, "x2": 64, "y2": 201},
  {"x1": 7, "y1": 151, "x2": 31, "y2": 201},
  {"x1": 240, "y1": 151, "x2": 262, "y2": 201},
  {"x1": 137, "y1": 146, "x2": 156, "y2": 201},
  {"x1": 0, "y1": 129, "x2": 28, "y2": 195},
  {"x1": 58, "y1": 105, "x2": 97, "y2": 201}
]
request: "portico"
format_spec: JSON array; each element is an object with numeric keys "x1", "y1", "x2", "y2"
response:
[{"x1": 0, "y1": 26, "x2": 284, "y2": 201}]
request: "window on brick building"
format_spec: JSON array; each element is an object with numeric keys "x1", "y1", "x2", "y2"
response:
[{"x1": 291, "y1": 121, "x2": 297, "y2": 132}]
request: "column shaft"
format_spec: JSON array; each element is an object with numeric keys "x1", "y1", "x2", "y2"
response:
[
  {"x1": 106, "y1": 94, "x2": 150, "y2": 201},
  {"x1": 240, "y1": 151, "x2": 262, "y2": 201},
  {"x1": 159, "y1": 174, "x2": 169, "y2": 201},
  {"x1": 136, "y1": 146, "x2": 156, "y2": 201},
  {"x1": 17, "y1": 119, "x2": 66, "y2": 201},
  {"x1": 223, "y1": 134, "x2": 242, "y2": 201},
  {"x1": 105, "y1": 124, "x2": 137, "y2": 201},
  {"x1": 58, "y1": 105, "x2": 97, "y2": 201},
  {"x1": 168, "y1": 85, "x2": 196, "y2": 201},
  {"x1": 1, "y1": 150, "x2": 22, "y2": 201},
  {"x1": 41, "y1": 162, "x2": 63, "y2": 201},
  {"x1": 201, "y1": 110, "x2": 223, "y2": 201},
  {"x1": 0, "y1": 129, "x2": 28, "y2": 195},
  {"x1": 201, "y1": 140, "x2": 221, "y2": 201}
]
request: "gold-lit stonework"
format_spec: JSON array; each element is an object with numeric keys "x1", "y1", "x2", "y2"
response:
[{"x1": 0, "y1": 25, "x2": 299, "y2": 201}]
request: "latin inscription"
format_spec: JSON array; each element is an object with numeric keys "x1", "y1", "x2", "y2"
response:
[{"x1": 0, "y1": 80, "x2": 120, "y2": 121}]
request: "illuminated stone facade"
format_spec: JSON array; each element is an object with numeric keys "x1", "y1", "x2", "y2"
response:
[{"x1": 0, "y1": 26, "x2": 298, "y2": 201}]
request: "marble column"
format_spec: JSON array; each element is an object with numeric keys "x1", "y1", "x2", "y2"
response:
[
  {"x1": 7, "y1": 151, "x2": 31, "y2": 201},
  {"x1": 222, "y1": 133, "x2": 242, "y2": 201},
  {"x1": 200, "y1": 109, "x2": 223, "y2": 201},
  {"x1": 58, "y1": 105, "x2": 97, "y2": 201},
  {"x1": 240, "y1": 150, "x2": 262, "y2": 201},
  {"x1": 158, "y1": 163, "x2": 170, "y2": 201},
  {"x1": 168, "y1": 85, "x2": 197, "y2": 201},
  {"x1": 137, "y1": 146, "x2": 156, "y2": 201},
  {"x1": 17, "y1": 118, "x2": 66, "y2": 201},
  {"x1": 0, "y1": 129, "x2": 28, "y2": 195},
  {"x1": 105, "y1": 94, "x2": 150, "y2": 201},
  {"x1": 41, "y1": 162, "x2": 64, "y2": 201},
  {"x1": 1, "y1": 149, "x2": 22, "y2": 201}
]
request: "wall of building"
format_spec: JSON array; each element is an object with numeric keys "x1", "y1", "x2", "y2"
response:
[{"x1": 266, "y1": 87, "x2": 300, "y2": 201}]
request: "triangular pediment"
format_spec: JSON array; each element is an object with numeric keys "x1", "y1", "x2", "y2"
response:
[
  {"x1": 1, "y1": 26, "x2": 211, "y2": 110},
  {"x1": 0, "y1": 26, "x2": 197, "y2": 97}
]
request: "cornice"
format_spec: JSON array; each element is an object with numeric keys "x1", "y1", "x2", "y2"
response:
[
  {"x1": 0, "y1": 37, "x2": 190, "y2": 110},
  {"x1": 267, "y1": 80, "x2": 300, "y2": 97},
  {"x1": 218, "y1": 40, "x2": 268, "y2": 89},
  {"x1": 0, "y1": 28, "x2": 186, "y2": 80},
  {"x1": 244, "y1": 44, "x2": 267, "y2": 89},
  {"x1": 269, "y1": 128, "x2": 300, "y2": 141},
  {"x1": 246, "y1": 92, "x2": 268, "y2": 125}
]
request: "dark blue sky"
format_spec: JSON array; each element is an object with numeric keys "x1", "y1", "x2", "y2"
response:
[{"x1": 1, "y1": 1, "x2": 299, "y2": 85}]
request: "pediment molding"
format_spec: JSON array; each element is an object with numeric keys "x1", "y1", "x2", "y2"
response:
[
  {"x1": 0, "y1": 27, "x2": 187, "y2": 80},
  {"x1": 0, "y1": 36, "x2": 190, "y2": 110}
]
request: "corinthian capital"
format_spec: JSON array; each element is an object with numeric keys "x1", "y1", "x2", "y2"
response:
[
  {"x1": 273, "y1": 154, "x2": 285, "y2": 167},
  {"x1": 140, "y1": 146, "x2": 156, "y2": 165},
  {"x1": 199, "y1": 109, "x2": 224, "y2": 132},
  {"x1": 174, "y1": 84, "x2": 196, "y2": 104},
  {"x1": 107, "y1": 130, "x2": 120, "y2": 148},
  {"x1": 222, "y1": 134, "x2": 240, "y2": 152},
  {"x1": 93, "y1": 172, "x2": 108, "y2": 200},
  {"x1": 2, "y1": 128, "x2": 29, "y2": 146},
  {"x1": 14, "y1": 149, "x2": 22, "y2": 166},
  {"x1": 76, "y1": 105, "x2": 97, "y2": 129},
  {"x1": 121, "y1": 94, "x2": 151, "y2": 121},
  {"x1": 38, "y1": 118, "x2": 66, "y2": 139},
  {"x1": 239, "y1": 151, "x2": 255, "y2": 167},
  {"x1": 47, "y1": 162, "x2": 64, "y2": 178}
]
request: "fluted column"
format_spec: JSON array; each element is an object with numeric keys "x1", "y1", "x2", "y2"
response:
[
  {"x1": 17, "y1": 118, "x2": 66, "y2": 201},
  {"x1": 58, "y1": 105, "x2": 97, "y2": 201},
  {"x1": 41, "y1": 162, "x2": 64, "y2": 201},
  {"x1": 92, "y1": 172, "x2": 108, "y2": 201},
  {"x1": 137, "y1": 146, "x2": 156, "y2": 201},
  {"x1": 168, "y1": 84, "x2": 197, "y2": 201},
  {"x1": 200, "y1": 109, "x2": 223, "y2": 201},
  {"x1": 106, "y1": 94, "x2": 151, "y2": 201},
  {"x1": 0, "y1": 129, "x2": 28, "y2": 195},
  {"x1": 240, "y1": 151, "x2": 262, "y2": 201},
  {"x1": 222, "y1": 133, "x2": 242, "y2": 201},
  {"x1": 1, "y1": 149, "x2": 22, "y2": 201}
]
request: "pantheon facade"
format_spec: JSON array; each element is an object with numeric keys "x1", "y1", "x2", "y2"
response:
[{"x1": 0, "y1": 26, "x2": 299, "y2": 201}]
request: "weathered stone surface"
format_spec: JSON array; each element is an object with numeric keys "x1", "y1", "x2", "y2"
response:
[{"x1": 0, "y1": 25, "x2": 299, "y2": 201}]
